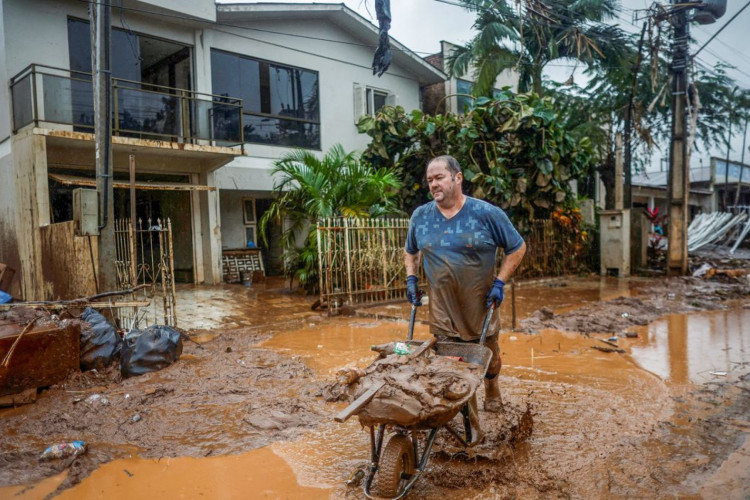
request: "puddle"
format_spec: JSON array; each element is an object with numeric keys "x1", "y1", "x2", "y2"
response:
[
  {"x1": 629, "y1": 308, "x2": 750, "y2": 385},
  {"x1": 359, "y1": 276, "x2": 645, "y2": 326},
  {"x1": 4, "y1": 447, "x2": 330, "y2": 500},
  {"x1": 259, "y1": 317, "x2": 431, "y2": 375}
]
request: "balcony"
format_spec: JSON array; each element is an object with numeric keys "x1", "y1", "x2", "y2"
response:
[{"x1": 10, "y1": 64, "x2": 244, "y2": 150}]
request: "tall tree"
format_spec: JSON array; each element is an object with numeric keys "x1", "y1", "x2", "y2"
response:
[{"x1": 449, "y1": 0, "x2": 630, "y2": 96}]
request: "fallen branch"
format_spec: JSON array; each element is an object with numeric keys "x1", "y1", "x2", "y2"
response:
[{"x1": 592, "y1": 345, "x2": 625, "y2": 354}]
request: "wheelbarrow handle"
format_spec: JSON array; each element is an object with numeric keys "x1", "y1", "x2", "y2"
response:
[
  {"x1": 479, "y1": 304, "x2": 495, "y2": 346},
  {"x1": 406, "y1": 290, "x2": 424, "y2": 341}
]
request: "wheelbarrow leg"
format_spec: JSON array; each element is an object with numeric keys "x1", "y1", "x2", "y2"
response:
[
  {"x1": 364, "y1": 424, "x2": 387, "y2": 495},
  {"x1": 461, "y1": 394, "x2": 483, "y2": 446}
]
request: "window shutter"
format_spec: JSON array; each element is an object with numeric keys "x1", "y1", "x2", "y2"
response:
[
  {"x1": 385, "y1": 93, "x2": 397, "y2": 107},
  {"x1": 353, "y1": 83, "x2": 366, "y2": 124}
]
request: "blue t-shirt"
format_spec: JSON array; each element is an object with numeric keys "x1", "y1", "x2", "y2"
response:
[{"x1": 405, "y1": 197, "x2": 523, "y2": 340}]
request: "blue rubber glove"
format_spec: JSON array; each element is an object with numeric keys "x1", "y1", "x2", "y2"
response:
[
  {"x1": 406, "y1": 275, "x2": 422, "y2": 306},
  {"x1": 486, "y1": 278, "x2": 505, "y2": 308}
]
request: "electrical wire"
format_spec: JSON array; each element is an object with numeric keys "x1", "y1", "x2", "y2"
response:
[{"x1": 692, "y1": 0, "x2": 750, "y2": 60}]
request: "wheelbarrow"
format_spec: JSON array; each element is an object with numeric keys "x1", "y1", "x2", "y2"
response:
[{"x1": 334, "y1": 302, "x2": 495, "y2": 499}]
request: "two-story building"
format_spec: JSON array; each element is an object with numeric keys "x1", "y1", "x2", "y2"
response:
[{"x1": 0, "y1": 0, "x2": 444, "y2": 300}]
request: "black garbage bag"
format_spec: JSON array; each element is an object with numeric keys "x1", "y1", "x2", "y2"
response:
[
  {"x1": 79, "y1": 307, "x2": 122, "y2": 371},
  {"x1": 120, "y1": 325, "x2": 183, "y2": 378}
]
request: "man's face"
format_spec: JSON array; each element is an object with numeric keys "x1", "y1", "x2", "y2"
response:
[{"x1": 426, "y1": 161, "x2": 462, "y2": 205}]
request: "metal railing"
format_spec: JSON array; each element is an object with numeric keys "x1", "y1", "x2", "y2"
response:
[{"x1": 9, "y1": 63, "x2": 244, "y2": 147}]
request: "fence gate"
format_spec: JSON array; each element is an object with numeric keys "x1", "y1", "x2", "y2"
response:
[
  {"x1": 317, "y1": 217, "x2": 410, "y2": 309},
  {"x1": 114, "y1": 217, "x2": 177, "y2": 328}
]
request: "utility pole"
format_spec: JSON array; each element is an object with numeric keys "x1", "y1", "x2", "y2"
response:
[
  {"x1": 90, "y1": 0, "x2": 116, "y2": 290},
  {"x1": 734, "y1": 113, "x2": 748, "y2": 207},
  {"x1": 624, "y1": 22, "x2": 648, "y2": 209},
  {"x1": 722, "y1": 87, "x2": 737, "y2": 210},
  {"x1": 666, "y1": 2, "x2": 690, "y2": 276}
]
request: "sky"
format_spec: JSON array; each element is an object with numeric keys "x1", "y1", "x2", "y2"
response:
[{"x1": 219, "y1": 0, "x2": 750, "y2": 170}]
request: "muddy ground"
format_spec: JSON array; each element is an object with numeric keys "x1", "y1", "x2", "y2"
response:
[{"x1": 1, "y1": 272, "x2": 749, "y2": 499}]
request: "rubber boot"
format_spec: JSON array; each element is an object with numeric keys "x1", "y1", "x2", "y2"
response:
[
  {"x1": 466, "y1": 394, "x2": 484, "y2": 446},
  {"x1": 483, "y1": 377, "x2": 504, "y2": 413}
]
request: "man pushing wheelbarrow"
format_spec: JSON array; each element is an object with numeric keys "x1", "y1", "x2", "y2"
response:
[
  {"x1": 332, "y1": 155, "x2": 527, "y2": 498},
  {"x1": 404, "y1": 155, "x2": 526, "y2": 444}
]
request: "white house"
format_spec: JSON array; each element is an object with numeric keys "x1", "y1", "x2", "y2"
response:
[{"x1": 0, "y1": 0, "x2": 444, "y2": 299}]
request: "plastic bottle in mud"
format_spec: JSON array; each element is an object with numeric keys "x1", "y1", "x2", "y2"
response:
[{"x1": 39, "y1": 441, "x2": 87, "y2": 461}]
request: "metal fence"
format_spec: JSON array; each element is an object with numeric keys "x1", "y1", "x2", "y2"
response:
[
  {"x1": 317, "y1": 217, "x2": 412, "y2": 308},
  {"x1": 114, "y1": 218, "x2": 177, "y2": 328},
  {"x1": 317, "y1": 217, "x2": 593, "y2": 308}
]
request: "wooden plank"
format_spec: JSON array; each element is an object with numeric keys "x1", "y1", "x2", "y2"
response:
[
  {"x1": 48, "y1": 173, "x2": 217, "y2": 191},
  {"x1": 334, "y1": 380, "x2": 386, "y2": 423},
  {"x1": 39, "y1": 221, "x2": 98, "y2": 300},
  {"x1": 0, "y1": 301, "x2": 150, "y2": 311}
]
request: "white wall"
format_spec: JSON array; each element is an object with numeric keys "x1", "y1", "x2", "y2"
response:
[
  {"x1": 0, "y1": 0, "x2": 10, "y2": 142},
  {"x1": 2, "y1": 0, "x2": 199, "y2": 83},
  {"x1": 135, "y1": 0, "x2": 215, "y2": 22}
]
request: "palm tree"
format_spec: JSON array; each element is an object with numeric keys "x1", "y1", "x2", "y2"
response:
[
  {"x1": 449, "y1": 0, "x2": 631, "y2": 96},
  {"x1": 259, "y1": 144, "x2": 402, "y2": 290}
]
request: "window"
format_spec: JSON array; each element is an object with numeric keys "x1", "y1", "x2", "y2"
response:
[
  {"x1": 211, "y1": 49, "x2": 320, "y2": 149},
  {"x1": 242, "y1": 197, "x2": 256, "y2": 224},
  {"x1": 243, "y1": 197, "x2": 257, "y2": 248},
  {"x1": 353, "y1": 84, "x2": 395, "y2": 123},
  {"x1": 456, "y1": 79, "x2": 474, "y2": 114},
  {"x1": 455, "y1": 79, "x2": 505, "y2": 115},
  {"x1": 367, "y1": 88, "x2": 388, "y2": 115}
]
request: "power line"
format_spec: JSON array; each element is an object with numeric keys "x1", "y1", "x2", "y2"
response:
[
  {"x1": 76, "y1": 0, "x2": 440, "y2": 56},
  {"x1": 692, "y1": 0, "x2": 750, "y2": 59}
]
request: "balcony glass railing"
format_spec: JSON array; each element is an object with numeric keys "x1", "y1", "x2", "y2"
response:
[{"x1": 9, "y1": 64, "x2": 244, "y2": 147}]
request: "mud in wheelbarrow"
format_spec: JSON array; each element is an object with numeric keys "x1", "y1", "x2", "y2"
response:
[{"x1": 337, "y1": 306, "x2": 497, "y2": 499}]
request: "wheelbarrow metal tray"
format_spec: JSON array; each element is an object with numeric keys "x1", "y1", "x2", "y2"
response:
[
  {"x1": 434, "y1": 342, "x2": 493, "y2": 376},
  {"x1": 355, "y1": 341, "x2": 492, "y2": 429}
]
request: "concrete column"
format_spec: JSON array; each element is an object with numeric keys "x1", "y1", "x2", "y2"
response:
[
  {"x1": 11, "y1": 132, "x2": 47, "y2": 300},
  {"x1": 615, "y1": 133, "x2": 624, "y2": 210},
  {"x1": 190, "y1": 173, "x2": 205, "y2": 284},
  {"x1": 198, "y1": 169, "x2": 222, "y2": 284}
]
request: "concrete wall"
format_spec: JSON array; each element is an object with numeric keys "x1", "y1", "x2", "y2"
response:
[
  {"x1": 133, "y1": 0, "x2": 215, "y2": 22},
  {"x1": 0, "y1": 0, "x2": 10, "y2": 143},
  {"x1": 0, "y1": 143, "x2": 21, "y2": 296},
  {"x1": 2, "y1": 0, "x2": 197, "y2": 84}
]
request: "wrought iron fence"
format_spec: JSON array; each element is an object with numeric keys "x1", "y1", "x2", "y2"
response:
[
  {"x1": 114, "y1": 217, "x2": 177, "y2": 328},
  {"x1": 9, "y1": 63, "x2": 244, "y2": 146},
  {"x1": 317, "y1": 217, "x2": 412, "y2": 308},
  {"x1": 317, "y1": 217, "x2": 594, "y2": 308}
]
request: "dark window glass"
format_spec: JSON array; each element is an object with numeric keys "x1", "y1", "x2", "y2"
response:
[
  {"x1": 456, "y1": 79, "x2": 473, "y2": 114},
  {"x1": 211, "y1": 49, "x2": 320, "y2": 149},
  {"x1": 211, "y1": 50, "x2": 241, "y2": 101},
  {"x1": 68, "y1": 18, "x2": 139, "y2": 80},
  {"x1": 240, "y1": 58, "x2": 261, "y2": 112},
  {"x1": 244, "y1": 115, "x2": 320, "y2": 149}
]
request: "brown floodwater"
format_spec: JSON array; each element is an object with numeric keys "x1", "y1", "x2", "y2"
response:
[
  {"x1": 628, "y1": 307, "x2": 750, "y2": 385},
  {"x1": 6, "y1": 277, "x2": 748, "y2": 499}
]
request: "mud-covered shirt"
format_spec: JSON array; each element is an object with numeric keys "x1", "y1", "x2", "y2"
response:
[{"x1": 405, "y1": 197, "x2": 524, "y2": 340}]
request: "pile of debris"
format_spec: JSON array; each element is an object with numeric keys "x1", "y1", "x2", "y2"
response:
[
  {"x1": 0, "y1": 304, "x2": 183, "y2": 408},
  {"x1": 326, "y1": 341, "x2": 485, "y2": 428}
]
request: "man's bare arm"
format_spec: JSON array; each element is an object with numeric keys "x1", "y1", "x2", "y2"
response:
[
  {"x1": 497, "y1": 241, "x2": 526, "y2": 282},
  {"x1": 404, "y1": 250, "x2": 420, "y2": 277}
]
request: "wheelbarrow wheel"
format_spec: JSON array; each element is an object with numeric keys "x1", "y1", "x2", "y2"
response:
[{"x1": 376, "y1": 434, "x2": 415, "y2": 498}]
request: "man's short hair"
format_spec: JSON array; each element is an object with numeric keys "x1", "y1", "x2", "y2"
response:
[{"x1": 428, "y1": 155, "x2": 462, "y2": 177}]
